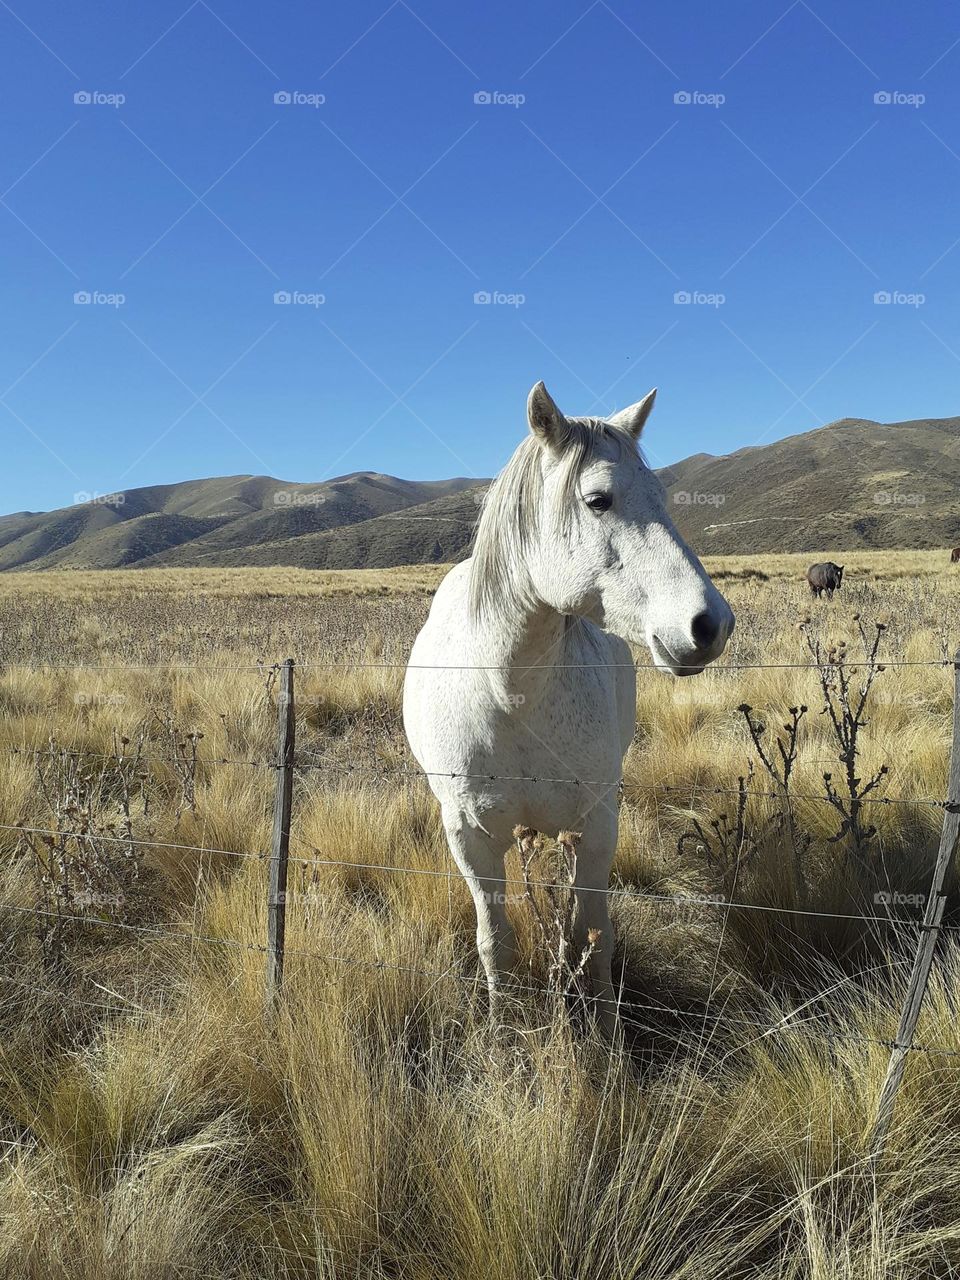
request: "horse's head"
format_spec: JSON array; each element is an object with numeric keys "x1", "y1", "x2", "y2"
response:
[{"x1": 520, "y1": 381, "x2": 734, "y2": 675}]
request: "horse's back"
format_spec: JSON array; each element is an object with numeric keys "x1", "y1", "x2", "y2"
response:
[
  {"x1": 409, "y1": 559, "x2": 472, "y2": 655},
  {"x1": 402, "y1": 560, "x2": 480, "y2": 764}
]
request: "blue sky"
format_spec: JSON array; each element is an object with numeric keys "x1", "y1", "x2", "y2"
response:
[{"x1": 2, "y1": 0, "x2": 959, "y2": 513}]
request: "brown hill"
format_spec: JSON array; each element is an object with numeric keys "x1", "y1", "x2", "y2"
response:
[{"x1": 4, "y1": 416, "x2": 960, "y2": 571}]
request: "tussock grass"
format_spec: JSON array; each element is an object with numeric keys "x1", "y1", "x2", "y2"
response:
[{"x1": 0, "y1": 557, "x2": 960, "y2": 1276}]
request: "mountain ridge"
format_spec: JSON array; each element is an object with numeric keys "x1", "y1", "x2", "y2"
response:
[
  {"x1": 0, "y1": 472, "x2": 479, "y2": 572},
  {"x1": 5, "y1": 416, "x2": 960, "y2": 570}
]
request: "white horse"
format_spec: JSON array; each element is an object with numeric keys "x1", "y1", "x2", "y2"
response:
[{"x1": 403, "y1": 382, "x2": 734, "y2": 1027}]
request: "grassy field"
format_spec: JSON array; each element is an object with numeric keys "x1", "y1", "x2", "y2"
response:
[{"x1": 2, "y1": 553, "x2": 960, "y2": 1277}]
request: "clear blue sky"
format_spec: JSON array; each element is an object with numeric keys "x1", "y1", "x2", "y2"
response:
[{"x1": 2, "y1": 0, "x2": 959, "y2": 512}]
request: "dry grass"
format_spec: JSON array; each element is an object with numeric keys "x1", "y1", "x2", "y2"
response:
[{"x1": 1, "y1": 554, "x2": 960, "y2": 1276}]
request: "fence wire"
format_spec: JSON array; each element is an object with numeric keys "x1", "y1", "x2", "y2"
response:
[
  {"x1": 2, "y1": 896, "x2": 960, "y2": 1060},
  {"x1": 1, "y1": 649, "x2": 958, "y2": 1092},
  {"x1": 0, "y1": 656, "x2": 953, "y2": 673},
  {"x1": 4, "y1": 744, "x2": 951, "y2": 809},
  {"x1": 2, "y1": 820, "x2": 955, "y2": 931}
]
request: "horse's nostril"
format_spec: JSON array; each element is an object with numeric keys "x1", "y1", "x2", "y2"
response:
[{"x1": 691, "y1": 610, "x2": 721, "y2": 651}]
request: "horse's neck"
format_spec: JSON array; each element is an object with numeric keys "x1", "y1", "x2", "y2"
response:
[{"x1": 477, "y1": 598, "x2": 573, "y2": 703}]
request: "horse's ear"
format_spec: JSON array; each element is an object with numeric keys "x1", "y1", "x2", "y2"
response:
[
  {"x1": 608, "y1": 388, "x2": 657, "y2": 441},
  {"x1": 527, "y1": 382, "x2": 571, "y2": 451}
]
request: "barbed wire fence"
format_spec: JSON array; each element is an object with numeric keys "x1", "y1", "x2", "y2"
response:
[{"x1": 2, "y1": 650, "x2": 960, "y2": 1158}]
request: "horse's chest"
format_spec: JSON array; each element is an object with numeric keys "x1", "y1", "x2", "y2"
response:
[
  {"x1": 477, "y1": 666, "x2": 626, "y2": 791},
  {"x1": 513, "y1": 682, "x2": 616, "y2": 756},
  {"x1": 479, "y1": 692, "x2": 623, "y2": 834}
]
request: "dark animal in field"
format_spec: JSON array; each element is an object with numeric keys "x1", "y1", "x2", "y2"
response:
[
  {"x1": 951, "y1": 547, "x2": 960, "y2": 564},
  {"x1": 807, "y1": 562, "x2": 844, "y2": 598}
]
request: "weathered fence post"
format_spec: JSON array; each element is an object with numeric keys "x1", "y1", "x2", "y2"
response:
[
  {"x1": 870, "y1": 648, "x2": 960, "y2": 1158},
  {"x1": 265, "y1": 658, "x2": 295, "y2": 1016}
]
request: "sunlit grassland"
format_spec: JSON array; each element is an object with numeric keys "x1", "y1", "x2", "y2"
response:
[{"x1": 1, "y1": 555, "x2": 960, "y2": 1277}]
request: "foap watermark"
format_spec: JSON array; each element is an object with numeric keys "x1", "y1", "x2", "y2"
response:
[
  {"x1": 274, "y1": 90, "x2": 325, "y2": 107},
  {"x1": 274, "y1": 290, "x2": 325, "y2": 307},
  {"x1": 873, "y1": 490, "x2": 925, "y2": 507},
  {"x1": 674, "y1": 90, "x2": 725, "y2": 108},
  {"x1": 874, "y1": 90, "x2": 925, "y2": 108},
  {"x1": 875, "y1": 890, "x2": 925, "y2": 908},
  {"x1": 671, "y1": 891, "x2": 728, "y2": 921},
  {"x1": 474, "y1": 90, "x2": 525, "y2": 108},
  {"x1": 674, "y1": 289, "x2": 725, "y2": 307},
  {"x1": 74, "y1": 691, "x2": 127, "y2": 707},
  {"x1": 74, "y1": 290, "x2": 125, "y2": 308},
  {"x1": 874, "y1": 290, "x2": 925, "y2": 307},
  {"x1": 474, "y1": 289, "x2": 526, "y2": 307},
  {"x1": 73, "y1": 890, "x2": 125, "y2": 909},
  {"x1": 74, "y1": 90, "x2": 125, "y2": 108},
  {"x1": 673, "y1": 490, "x2": 726, "y2": 507},
  {"x1": 672, "y1": 684, "x2": 728, "y2": 707},
  {"x1": 273, "y1": 490, "x2": 326, "y2": 507},
  {"x1": 74, "y1": 491, "x2": 124, "y2": 506},
  {"x1": 272, "y1": 890, "x2": 340, "y2": 907}
]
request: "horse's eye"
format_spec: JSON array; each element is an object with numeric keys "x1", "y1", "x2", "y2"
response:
[{"x1": 584, "y1": 492, "x2": 612, "y2": 513}]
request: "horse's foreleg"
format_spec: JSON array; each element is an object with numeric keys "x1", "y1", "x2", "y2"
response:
[
  {"x1": 571, "y1": 818, "x2": 619, "y2": 1037},
  {"x1": 442, "y1": 808, "x2": 518, "y2": 1017},
  {"x1": 571, "y1": 885, "x2": 618, "y2": 1036}
]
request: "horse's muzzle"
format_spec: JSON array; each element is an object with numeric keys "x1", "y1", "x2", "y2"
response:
[{"x1": 649, "y1": 603, "x2": 735, "y2": 676}]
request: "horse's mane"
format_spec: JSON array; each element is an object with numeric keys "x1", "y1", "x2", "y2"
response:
[{"x1": 467, "y1": 417, "x2": 635, "y2": 621}]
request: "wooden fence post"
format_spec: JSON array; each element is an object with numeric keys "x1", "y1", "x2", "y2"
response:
[
  {"x1": 265, "y1": 658, "x2": 295, "y2": 1016},
  {"x1": 870, "y1": 648, "x2": 960, "y2": 1158}
]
